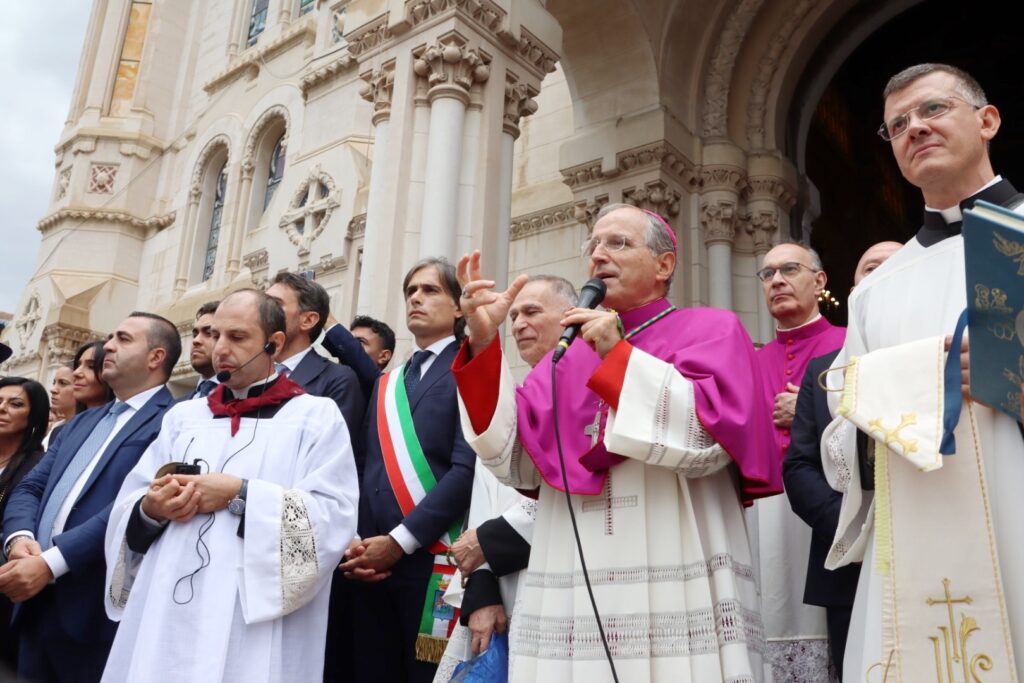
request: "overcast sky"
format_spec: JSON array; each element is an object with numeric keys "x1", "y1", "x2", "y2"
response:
[{"x1": 0, "y1": 3, "x2": 92, "y2": 315}]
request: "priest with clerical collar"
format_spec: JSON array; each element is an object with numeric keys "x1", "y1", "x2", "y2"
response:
[{"x1": 100, "y1": 289, "x2": 359, "y2": 683}]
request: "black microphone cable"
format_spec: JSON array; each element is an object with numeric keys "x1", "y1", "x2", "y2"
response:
[{"x1": 550, "y1": 360, "x2": 619, "y2": 682}]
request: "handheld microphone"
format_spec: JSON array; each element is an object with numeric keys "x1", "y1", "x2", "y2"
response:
[
  {"x1": 552, "y1": 278, "x2": 607, "y2": 363},
  {"x1": 215, "y1": 342, "x2": 277, "y2": 383}
]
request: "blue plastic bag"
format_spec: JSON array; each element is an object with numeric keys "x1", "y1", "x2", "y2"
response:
[{"x1": 448, "y1": 632, "x2": 509, "y2": 683}]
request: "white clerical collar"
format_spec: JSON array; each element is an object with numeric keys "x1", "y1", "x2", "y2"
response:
[
  {"x1": 228, "y1": 372, "x2": 280, "y2": 400},
  {"x1": 777, "y1": 313, "x2": 822, "y2": 333},
  {"x1": 278, "y1": 345, "x2": 313, "y2": 373},
  {"x1": 924, "y1": 175, "x2": 1002, "y2": 223}
]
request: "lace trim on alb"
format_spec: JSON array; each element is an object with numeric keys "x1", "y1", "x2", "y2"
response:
[
  {"x1": 524, "y1": 553, "x2": 756, "y2": 588},
  {"x1": 827, "y1": 421, "x2": 852, "y2": 492},
  {"x1": 108, "y1": 538, "x2": 134, "y2": 609},
  {"x1": 280, "y1": 489, "x2": 319, "y2": 615}
]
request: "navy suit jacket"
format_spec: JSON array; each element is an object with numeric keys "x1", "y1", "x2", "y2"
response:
[
  {"x1": 359, "y1": 340, "x2": 474, "y2": 575},
  {"x1": 3, "y1": 386, "x2": 174, "y2": 642},
  {"x1": 290, "y1": 347, "x2": 364, "y2": 436},
  {"x1": 322, "y1": 324, "x2": 381, "y2": 402},
  {"x1": 782, "y1": 351, "x2": 860, "y2": 608}
]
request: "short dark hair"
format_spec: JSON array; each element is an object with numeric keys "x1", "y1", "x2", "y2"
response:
[
  {"x1": 402, "y1": 257, "x2": 465, "y2": 340},
  {"x1": 128, "y1": 311, "x2": 183, "y2": 379},
  {"x1": 223, "y1": 289, "x2": 287, "y2": 341},
  {"x1": 196, "y1": 300, "x2": 220, "y2": 319},
  {"x1": 72, "y1": 341, "x2": 115, "y2": 413},
  {"x1": 351, "y1": 315, "x2": 397, "y2": 352},
  {"x1": 271, "y1": 272, "x2": 331, "y2": 342},
  {"x1": 883, "y1": 63, "x2": 988, "y2": 106}
]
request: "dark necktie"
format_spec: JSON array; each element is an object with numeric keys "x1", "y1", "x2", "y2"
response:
[
  {"x1": 196, "y1": 379, "x2": 217, "y2": 398},
  {"x1": 404, "y1": 350, "x2": 432, "y2": 396}
]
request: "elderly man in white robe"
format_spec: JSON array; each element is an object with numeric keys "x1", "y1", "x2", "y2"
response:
[
  {"x1": 101, "y1": 289, "x2": 359, "y2": 683},
  {"x1": 824, "y1": 63, "x2": 1024, "y2": 681}
]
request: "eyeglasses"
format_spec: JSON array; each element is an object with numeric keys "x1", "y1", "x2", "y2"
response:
[
  {"x1": 756, "y1": 262, "x2": 818, "y2": 283},
  {"x1": 581, "y1": 234, "x2": 635, "y2": 256},
  {"x1": 877, "y1": 96, "x2": 978, "y2": 141}
]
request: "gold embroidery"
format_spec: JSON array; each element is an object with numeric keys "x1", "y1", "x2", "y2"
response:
[
  {"x1": 993, "y1": 232, "x2": 1024, "y2": 276},
  {"x1": 864, "y1": 650, "x2": 896, "y2": 682},
  {"x1": 926, "y1": 578, "x2": 994, "y2": 682},
  {"x1": 867, "y1": 413, "x2": 919, "y2": 456}
]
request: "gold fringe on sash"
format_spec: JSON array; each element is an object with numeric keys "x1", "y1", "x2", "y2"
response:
[{"x1": 415, "y1": 634, "x2": 449, "y2": 664}]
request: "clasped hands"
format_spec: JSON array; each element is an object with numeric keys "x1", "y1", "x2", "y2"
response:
[
  {"x1": 457, "y1": 251, "x2": 621, "y2": 359},
  {"x1": 0, "y1": 538, "x2": 50, "y2": 602},
  {"x1": 339, "y1": 535, "x2": 404, "y2": 582},
  {"x1": 141, "y1": 473, "x2": 243, "y2": 523}
]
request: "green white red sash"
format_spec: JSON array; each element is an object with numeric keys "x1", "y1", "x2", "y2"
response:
[{"x1": 376, "y1": 363, "x2": 464, "y2": 663}]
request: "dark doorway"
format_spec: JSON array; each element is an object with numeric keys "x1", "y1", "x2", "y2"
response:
[{"x1": 790, "y1": 0, "x2": 1024, "y2": 325}]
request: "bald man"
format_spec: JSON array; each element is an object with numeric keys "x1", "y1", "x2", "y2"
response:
[{"x1": 781, "y1": 241, "x2": 900, "y2": 677}]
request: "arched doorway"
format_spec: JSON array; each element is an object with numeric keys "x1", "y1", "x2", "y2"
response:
[{"x1": 791, "y1": 0, "x2": 1024, "y2": 324}]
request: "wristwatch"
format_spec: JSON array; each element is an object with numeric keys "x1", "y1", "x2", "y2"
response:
[{"x1": 228, "y1": 479, "x2": 248, "y2": 516}]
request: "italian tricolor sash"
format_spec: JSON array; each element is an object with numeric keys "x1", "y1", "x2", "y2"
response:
[{"x1": 377, "y1": 363, "x2": 464, "y2": 664}]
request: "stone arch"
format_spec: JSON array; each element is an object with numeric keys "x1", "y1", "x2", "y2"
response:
[
  {"x1": 188, "y1": 136, "x2": 232, "y2": 284},
  {"x1": 241, "y1": 105, "x2": 290, "y2": 230},
  {"x1": 242, "y1": 104, "x2": 290, "y2": 171},
  {"x1": 190, "y1": 134, "x2": 232, "y2": 192}
]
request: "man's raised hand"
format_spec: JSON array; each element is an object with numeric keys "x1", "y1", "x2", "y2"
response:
[{"x1": 456, "y1": 251, "x2": 528, "y2": 357}]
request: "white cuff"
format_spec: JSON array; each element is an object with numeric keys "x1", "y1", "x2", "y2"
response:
[
  {"x1": 4, "y1": 530, "x2": 35, "y2": 559},
  {"x1": 389, "y1": 524, "x2": 421, "y2": 554},
  {"x1": 41, "y1": 546, "x2": 69, "y2": 581}
]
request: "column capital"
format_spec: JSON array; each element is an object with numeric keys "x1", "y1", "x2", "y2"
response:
[
  {"x1": 745, "y1": 208, "x2": 779, "y2": 253},
  {"x1": 359, "y1": 63, "x2": 396, "y2": 126},
  {"x1": 623, "y1": 180, "x2": 681, "y2": 219},
  {"x1": 747, "y1": 175, "x2": 797, "y2": 209},
  {"x1": 503, "y1": 75, "x2": 539, "y2": 138},
  {"x1": 701, "y1": 199, "x2": 738, "y2": 246},
  {"x1": 699, "y1": 165, "x2": 747, "y2": 195},
  {"x1": 413, "y1": 34, "x2": 490, "y2": 106}
]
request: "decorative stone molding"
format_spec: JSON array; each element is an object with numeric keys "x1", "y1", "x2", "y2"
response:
[
  {"x1": 171, "y1": 358, "x2": 197, "y2": 379},
  {"x1": 573, "y1": 197, "x2": 608, "y2": 234},
  {"x1": 313, "y1": 252, "x2": 348, "y2": 277},
  {"x1": 37, "y1": 208, "x2": 176, "y2": 235},
  {"x1": 243, "y1": 106, "x2": 290, "y2": 170},
  {"x1": 699, "y1": 165, "x2": 747, "y2": 194},
  {"x1": 346, "y1": 15, "x2": 391, "y2": 58},
  {"x1": 243, "y1": 248, "x2": 270, "y2": 288},
  {"x1": 15, "y1": 292, "x2": 42, "y2": 347},
  {"x1": 503, "y1": 74, "x2": 538, "y2": 138},
  {"x1": 506, "y1": 27, "x2": 558, "y2": 79},
  {"x1": 203, "y1": 21, "x2": 316, "y2": 94},
  {"x1": 510, "y1": 202, "x2": 576, "y2": 241},
  {"x1": 190, "y1": 136, "x2": 231, "y2": 190},
  {"x1": 347, "y1": 213, "x2": 367, "y2": 240},
  {"x1": 702, "y1": 0, "x2": 765, "y2": 138},
  {"x1": 747, "y1": 0, "x2": 820, "y2": 149},
  {"x1": 701, "y1": 199, "x2": 739, "y2": 246},
  {"x1": 56, "y1": 168, "x2": 72, "y2": 200},
  {"x1": 412, "y1": 34, "x2": 490, "y2": 104},
  {"x1": 623, "y1": 181, "x2": 681, "y2": 218},
  {"x1": 561, "y1": 142, "x2": 699, "y2": 192},
  {"x1": 0, "y1": 350, "x2": 40, "y2": 372},
  {"x1": 745, "y1": 209, "x2": 779, "y2": 252},
  {"x1": 300, "y1": 53, "x2": 357, "y2": 97},
  {"x1": 359, "y1": 65, "x2": 396, "y2": 125},
  {"x1": 41, "y1": 323, "x2": 99, "y2": 366},
  {"x1": 88, "y1": 164, "x2": 118, "y2": 194},
  {"x1": 278, "y1": 165, "x2": 341, "y2": 256},
  {"x1": 747, "y1": 175, "x2": 797, "y2": 208},
  {"x1": 560, "y1": 160, "x2": 606, "y2": 190},
  {"x1": 406, "y1": 0, "x2": 504, "y2": 34}
]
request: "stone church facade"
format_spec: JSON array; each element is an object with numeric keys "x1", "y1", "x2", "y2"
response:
[{"x1": 0, "y1": 0, "x2": 916, "y2": 390}]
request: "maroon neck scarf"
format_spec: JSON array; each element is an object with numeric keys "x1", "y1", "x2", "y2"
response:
[{"x1": 206, "y1": 375, "x2": 305, "y2": 435}]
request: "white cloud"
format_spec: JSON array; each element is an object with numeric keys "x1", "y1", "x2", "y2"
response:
[{"x1": 0, "y1": 2, "x2": 92, "y2": 314}]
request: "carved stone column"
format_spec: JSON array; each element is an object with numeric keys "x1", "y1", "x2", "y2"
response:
[
  {"x1": 699, "y1": 143, "x2": 747, "y2": 310},
  {"x1": 174, "y1": 185, "x2": 202, "y2": 295},
  {"x1": 746, "y1": 154, "x2": 797, "y2": 341},
  {"x1": 356, "y1": 63, "x2": 394, "y2": 314},
  {"x1": 493, "y1": 74, "x2": 538, "y2": 287},
  {"x1": 227, "y1": 157, "x2": 257, "y2": 280},
  {"x1": 413, "y1": 34, "x2": 489, "y2": 260}
]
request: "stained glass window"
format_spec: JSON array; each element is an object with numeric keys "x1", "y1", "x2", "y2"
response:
[
  {"x1": 247, "y1": 0, "x2": 269, "y2": 47},
  {"x1": 299, "y1": 0, "x2": 315, "y2": 16},
  {"x1": 264, "y1": 136, "x2": 285, "y2": 209},
  {"x1": 203, "y1": 166, "x2": 227, "y2": 281}
]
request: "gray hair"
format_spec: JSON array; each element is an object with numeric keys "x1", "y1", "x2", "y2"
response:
[
  {"x1": 883, "y1": 63, "x2": 988, "y2": 107},
  {"x1": 526, "y1": 275, "x2": 578, "y2": 307},
  {"x1": 771, "y1": 241, "x2": 823, "y2": 271},
  {"x1": 593, "y1": 202, "x2": 676, "y2": 292}
]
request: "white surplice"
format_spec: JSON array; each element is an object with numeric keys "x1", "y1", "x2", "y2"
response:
[
  {"x1": 824, "y1": 233, "x2": 1024, "y2": 681},
  {"x1": 101, "y1": 394, "x2": 359, "y2": 683},
  {"x1": 458, "y1": 346, "x2": 768, "y2": 683}
]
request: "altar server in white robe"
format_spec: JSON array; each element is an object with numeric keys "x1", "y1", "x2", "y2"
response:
[
  {"x1": 823, "y1": 63, "x2": 1024, "y2": 681},
  {"x1": 101, "y1": 289, "x2": 359, "y2": 683},
  {"x1": 452, "y1": 204, "x2": 782, "y2": 683}
]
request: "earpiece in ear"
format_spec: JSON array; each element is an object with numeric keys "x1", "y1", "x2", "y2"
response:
[{"x1": 264, "y1": 342, "x2": 277, "y2": 355}]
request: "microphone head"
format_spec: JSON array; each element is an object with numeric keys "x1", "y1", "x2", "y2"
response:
[
  {"x1": 578, "y1": 278, "x2": 608, "y2": 307},
  {"x1": 215, "y1": 370, "x2": 231, "y2": 383}
]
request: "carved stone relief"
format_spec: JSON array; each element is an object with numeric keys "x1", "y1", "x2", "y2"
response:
[
  {"x1": 278, "y1": 165, "x2": 340, "y2": 256},
  {"x1": 412, "y1": 35, "x2": 490, "y2": 103},
  {"x1": 701, "y1": 200, "x2": 739, "y2": 246},
  {"x1": 88, "y1": 163, "x2": 118, "y2": 194}
]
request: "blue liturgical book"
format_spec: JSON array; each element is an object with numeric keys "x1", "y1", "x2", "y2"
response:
[{"x1": 962, "y1": 199, "x2": 1024, "y2": 420}]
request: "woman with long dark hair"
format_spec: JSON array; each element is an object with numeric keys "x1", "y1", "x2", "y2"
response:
[
  {"x1": 71, "y1": 341, "x2": 114, "y2": 413},
  {"x1": 0, "y1": 376, "x2": 49, "y2": 672}
]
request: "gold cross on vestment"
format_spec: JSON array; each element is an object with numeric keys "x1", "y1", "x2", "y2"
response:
[{"x1": 927, "y1": 577, "x2": 974, "y2": 663}]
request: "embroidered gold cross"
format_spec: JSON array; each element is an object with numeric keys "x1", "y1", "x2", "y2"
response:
[
  {"x1": 867, "y1": 413, "x2": 919, "y2": 455},
  {"x1": 927, "y1": 578, "x2": 973, "y2": 662}
]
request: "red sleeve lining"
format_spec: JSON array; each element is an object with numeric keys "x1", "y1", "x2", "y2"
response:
[
  {"x1": 451, "y1": 337, "x2": 503, "y2": 435},
  {"x1": 586, "y1": 340, "x2": 632, "y2": 411}
]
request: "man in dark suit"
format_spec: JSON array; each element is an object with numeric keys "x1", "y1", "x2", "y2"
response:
[
  {"x1": 782, "y1": 241, "x2": 900, "y2": 678},
  {"x1": 341, "y1": 257, "x2": 475, "y2": 683},
  {"x1": 321, "y1": 314, "x2": 394, "y2": 403},
  {"x1": 266, "y1": 272, "x2": 364, "y2": 431},
  {"x1": 180, "y1": 300, "x2": 220, "y2": 400},
  {"x1": 0, "y1": 311, "x2": 181, "y2": 683}
]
